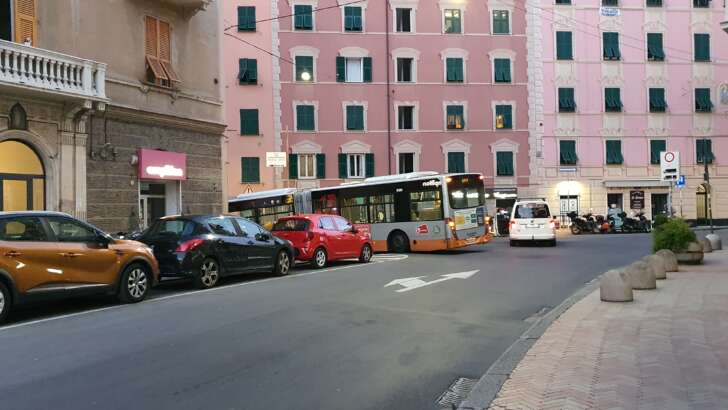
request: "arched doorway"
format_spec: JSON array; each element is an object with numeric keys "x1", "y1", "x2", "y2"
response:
[
  {"x1": 696, "y1": 183, "x2": 708, "y2": 225},
  {"x1": 0, "y1": 140, "x2": 45, "y2": 211}
]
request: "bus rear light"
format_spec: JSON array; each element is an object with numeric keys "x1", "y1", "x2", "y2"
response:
[
  {"x1": 176, "y1": 238, "x2": 204, "y2": 253},
  {"x1": 479, "y1": 175, "x2": 485, "y2": 180}
]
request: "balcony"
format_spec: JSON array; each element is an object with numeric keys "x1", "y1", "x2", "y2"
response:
[
  {"x1": 0, "y1": 39, "x2": 107, "y2": 103},
  {"x1": 156, "y1": 0, "x2": 213, "y2": 14}
]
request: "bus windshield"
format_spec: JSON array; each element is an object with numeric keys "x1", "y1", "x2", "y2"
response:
[{"x1": 448, "y1": 176, "x2": 485, "y2": 209}]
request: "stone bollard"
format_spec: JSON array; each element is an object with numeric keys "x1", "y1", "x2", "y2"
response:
[
  {"x1": 655, "y1": 249, "x2": 679, "y2": 272},
  {"x1": 700, "y1": 238, "x2": 713, "y2": 253},
  {"x1": 624, "y1": 261, "x2": 657, "y2": 290},
  {"x1": 705, "y1": 234, "x2": 722, "y2": 251},
  {"x1": 676, "y1": 242, "x2": 705, "y2": 265},
  {"x1": 600, "y1": 270, "x2": 634, "y2": 302},
  {"x1": 643, "y1": 254, "x2": 667, "y2": 280}
]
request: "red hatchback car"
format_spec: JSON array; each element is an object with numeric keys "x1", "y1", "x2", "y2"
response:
[{"x1": 271, "y1": 215, "x2": 373, "y2": 268}]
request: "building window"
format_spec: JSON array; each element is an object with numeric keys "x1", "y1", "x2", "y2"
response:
[
  {"x1": 398, "y1": 153, "x2": 415, "y2": 173},
  {"x1": 397, "y1": 58, "x2": 413, "y2": 82},
  {"x1": 346, "y1": 105, "x2": 365, "y2": 130},
  {"x1": 241, "y1": 157, "x2": 260, "y2": 183},
  {"x1": 496, "y1": 152, "x2": 514, "y2": 176},
  {"x1": 237, "y1": 6, "x2": 256, "y2": 31},
  {"x1": 2, "y1": 0, "x2": 37, "y2": 44},
  {"x1": 337, "y1": 57, "x2": 372, "y2": 83},
  {"x1": 555, "y1": 0, "x2": 572, "y2": 4},
  {"x1": 606, "y1": 140, "x2": 623, "y2": 165},
  {"x1": 294, "y1": 5, "x2": 313, "y2": 30},
  {"x1": 144, "y1": 16, "x2": 180, "y2": 87},
  {"x1": 238, "y1": 58, "x2": 257, "y2": 85},
  {"x1": 240, "y1": 109, "x2": 259, "y2": 136},
  {"x1": 344, "y1": 6, "x2": 363, "y2": 31},
  {"x1": 494, "y1": 58, "x2": 511, "y2": 83},
  {"x1": 0, "y1": 140, "x2": 45, "y2": 211},
  {"x1": 695, "y1": 88, "x2": 713, "y2": 113},
  {"x1": 299, "y1": 153, "x2": 316, "y2": 179},
  {"x1": 556, "y1": 31, "x2": 573, "y2": 60},
  {"x1": 444, "y1": 9, "x2": 461, "y2": 33},
  {"x1": 646, "y1": 0, "x2": 662, "y2": 6},
  {"x1": 296, "y1": 105, "x2": 315, "y2": 131},
  {"x1": 447, "y1": 152, "x2": 466, "y2": 173},
  {"x1": 605, "y1": 88, "x2": 623, "y2": 112},
  {"x1": 649, "y1": 88, "x2": 667, "y2": 113},
  {"x1": 559, "y1": 140, "x2": 577, "y2": 165},
  {"x1": 398, "y1": 106, "x2": 414, "y2": 130},
  {"x1": 289, "y1": 153, "x2": 325, "y2": 180},
  {"x1": 445, "y1": 58, "x2": 464, "y2": 82},
  {"x1": 696, "y1": 139, "x2": 714, "y2": 164},
  {"x1": 694, "y1": 34, "x2": 710, "y2": 62},
  {"x1": 602, "y1": 0, "x2": 618, "y2": 6},
  {"x1": 295, "y1": 56, "x2": 314, "y2": 82},
  {"x1": 650, "y1": 140, "x2": 666, "y2": 165},
  {"x1": 647, "y1": 33, "x2": 665, "y2": 61},
  {"x1": 603, "y1": 32, "x2": 621, "y2": 60},
  {"x1": 341, "y1": 153, "x2": 373, "y2": 178},
  {"x1": 396, "y1": 8, "x2": 412, "y2": 32},
  {"x1": 693, "y1": 0, "x2": 709, "y2": 7},
  {"x1": 495, "y1": 105, "x2": 513, "y2": 129},
  {"x1": 492, "y1": 10, "x2": 510, "y2": 35},
  {"x1": 446, "y1": 105, "x2": 465, "y2": 130},
  {"x1": 558, "y1": 88, "x2": 576, "y2": 112}
]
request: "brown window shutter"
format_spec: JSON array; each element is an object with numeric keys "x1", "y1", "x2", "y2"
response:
[
  {"x1": 158, "y1": 20, "x2": 171, "y2": 62},
  {"x1": 14, "y1": 0, "x2": 37, "y2": 45},
  {"x1": 145, "y1": 16, "x2": 158, "y2": 57}
]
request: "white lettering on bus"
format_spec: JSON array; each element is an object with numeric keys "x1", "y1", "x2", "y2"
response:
[{"x1": 422, "y1": 180, "x2": 442, "y2": 187}]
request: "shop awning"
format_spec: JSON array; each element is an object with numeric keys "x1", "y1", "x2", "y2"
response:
[{"x1": 604, "y1": 180, "x2": 670, "y2": 188}]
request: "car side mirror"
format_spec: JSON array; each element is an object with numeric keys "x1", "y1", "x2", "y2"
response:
[
  {"x1": 256, "y1": 232, "x2": 271, "y2": 241},
  {"x1": 96, "y1": 234, "x2": 111, "y2": 248},
  {"x1": 350, "y1": 227, "x2": 358, "y2": 234}
]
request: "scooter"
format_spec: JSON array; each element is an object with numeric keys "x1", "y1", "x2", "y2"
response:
[
  {"x1": 621, "y1": 212, "x2": 641, "y2": 233},
  {"x1": 594, "y1": 214, "x2": 610, "y2": 233},
  {"x1": 608, "y1": 212, "x2": 624, "y2": 233},
  {"x1": 568, "y1": 211, "x2": 591, "y2": 235},
  {"x1": 636, "y1": 212, "x2": 652, "y2": 233}
]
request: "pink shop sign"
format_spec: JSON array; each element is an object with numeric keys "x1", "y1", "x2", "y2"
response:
[{"x1": 138, "y1": 149, "x2": 187, "y2": 180}]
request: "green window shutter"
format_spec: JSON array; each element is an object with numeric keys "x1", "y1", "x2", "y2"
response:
[
  {"x1": 496, "y1": 152, "x2": 514, "y2": 176},
  {"x1": 446, "y1": 58, "x2": 463, "y2": 82},
  {"x1": 344, "y1": 7, "x2": 362, "y2": 31},
  {"x1": 446, "y1": 105, "x2": 464, "y2": 129},
  {"x1": 605, "y1": 88, "x2": 622, "y2": 112},
  {"x1": 606, "y1": 140, "x2": 623, "y2": 165},
  {"x1": 365, "y1": 153, "x2": 375, "y2": 177},
  {"x1": 294, "y1": 5, "x2": 313, "y2": 30},
  {"x1": 288, "y1": 154, "x2": 298, "y2": 179},
  {"x1": 496, "y1": 105, "x2": 512, "y2": 129},
  {"x1": 697, "y1": 139, "x2": 714, "y2": 164},
  {"x1": 559, "y1": 140, "x2": 577, "y2": 165},
  {"x1": 338, "y1": 154, "x2": 347, "y2": 178},
  {"x1": 363, "y1": 57, "x2": 372, "y2": 82},
  {"x1": 241, "y1": 157, "x2": 260, "y2": 183},
  {"x1": 295, "y1": 56, "x2": 313, "y2": 82},
  {"x1": 603, "y1": 32, "x2": 620, "y2": 60},
  {"x1": 346, "y1": 106, "x2": 364, "y2": 130},
  {"x1": 646, "y1": 0, "x2": 662, "y2": 6},
  {"x1": 694, "y1": 34, "x2": 710, "y2": 62},
  {"x1": 296, "y1": 105, "x2": 315, "y2": 131},
  {"x1": 336, "y1": 56, "x2": 345, "y2": 82},
  {"x1": 558, "y1": 88, "x2": 576, "y2": 112},
  {"x1": 316, "y1": 153, "x2": 326, "y2": 179},
  {"x1": 556, "y1": 31, "x2": 573, "y2": 60},
  {"x1": 494, "y1": 58, "x2": 511, "y2": 83},
  {"x1": 237, "y1": 6, "x2": 256, "y2": 31},
  {"x1": 447, "y1": 152, "x2": 465, "y2": 173},
  {"x1": 493, "y1": 10, "x2": 509, "y2": 34},
  {"x1": 695, "y1": 88, "x2": 713, "y2": 113},
  {"x1": 650, "y1": 140, "x2": 666, "y2": 165},
  {"x1": 649, "y1": 88, "x2": 667, "y2": 113},
  {"x1": 240, "y1": 109, "x2": 259, "y2": 135},
  {"x1": 647, "y1": 33, "x2": 665, "y2": 61},
  {"x1": 239, "y1": 59, "x2": 257, "y2": 85}
]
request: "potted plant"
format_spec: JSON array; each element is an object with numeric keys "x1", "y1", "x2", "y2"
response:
[{"x1": 653, "y1": 218, "x2": 702, "y2": 264}]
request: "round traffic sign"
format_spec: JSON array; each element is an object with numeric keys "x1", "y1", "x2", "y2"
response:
[{"x1": 665, "y1": 152, "x2": 675, "y2": 162}]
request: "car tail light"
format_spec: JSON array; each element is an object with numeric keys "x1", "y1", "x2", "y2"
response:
[
  {"x1": 509, "y1": 220, "x2": 516, "y2": 230},
  {"x1": 549, "y1": 221, "x2": 556, "y2": 229},
  {"x1": 176, "y1": 238, "x2": 204, "y2": 252},
  {"x1": 306, "y1": 231, "x2": 315, "y2": 241}
]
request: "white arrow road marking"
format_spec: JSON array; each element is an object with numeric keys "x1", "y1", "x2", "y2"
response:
[{"x1": 385, "y1": 270, "x2": 479, "y2": 293}]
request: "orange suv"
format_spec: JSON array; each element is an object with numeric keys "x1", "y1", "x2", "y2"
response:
[{"x1": 0, "y1": 212, "x2": 160, "y2": 323}]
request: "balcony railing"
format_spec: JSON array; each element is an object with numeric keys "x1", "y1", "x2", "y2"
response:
[{"x1": 0, "y1": 39, "x2": 107, "y2": 101}]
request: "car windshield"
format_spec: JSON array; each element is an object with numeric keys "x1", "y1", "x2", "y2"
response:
[
  {"x1": 514, "y1": 203, "x2": 551, "y2": 219},
  {"x1": 272, "y1": 219, "x2": 310, "y2": 231}
]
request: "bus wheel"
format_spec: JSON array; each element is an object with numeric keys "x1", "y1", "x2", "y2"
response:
[{"x1": 388, "y1": 231, "x2": 410, "y2": 253}]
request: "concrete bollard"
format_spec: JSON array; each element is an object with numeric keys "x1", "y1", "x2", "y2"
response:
[
  {"x1": 705, "y1": 234, "x2": 722, "y2": 251},
  {"x1": 655, "y1": 249, "x2": 679, "y2": 272},
  {"x1": 624, "y1": 261, "x2": 657, "y2": 290},
  {"x1": 600, "y1": 270, "x2": 634, "y2": 302},
  {"x1": 643, "y1": 254, "x2": 667, "y2": 280},
  {"x1": 700, "y1": 238, "x2": 713, "y2": 253}
]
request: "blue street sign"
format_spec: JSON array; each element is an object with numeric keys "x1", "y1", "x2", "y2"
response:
[{"x1": 676, "y1": 175, "x2": 686, "y2": 188}]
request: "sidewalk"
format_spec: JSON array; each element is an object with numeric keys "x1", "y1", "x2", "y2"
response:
[{"x1": 485, "y1": 250, "x2": 728, "y2": 410}]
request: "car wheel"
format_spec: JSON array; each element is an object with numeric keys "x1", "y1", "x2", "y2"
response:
[
  {"x1": 195, "y1": 258, "x2": 220, "y2": 289},
  {"x1": 275, "y1": 251, "x2": 292, "y2": 276},
  {"x1": 311, "y1": 247, "x2": 327, "y2": 269},
  {"x1": 388, "y1": 231, "x2": 410, "y2": 253},
  {"x1": 359, "y1": 244, "x2": 373, "y2": 263},
  {"x1": 0, "y1": 282, "x2": 11, "y2": 324},
  {"x1": 117, "y1": 263, "x2": 151, "y2": 303}
]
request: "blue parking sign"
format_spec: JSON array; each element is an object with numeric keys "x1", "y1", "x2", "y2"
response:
[{"x1": 676, "y1": 175, "x2": 686, "y2": 188}]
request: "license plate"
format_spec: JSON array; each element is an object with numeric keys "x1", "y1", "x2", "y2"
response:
[{"x1": 527, "y1": 224, "x2": 538, "y2": 228}]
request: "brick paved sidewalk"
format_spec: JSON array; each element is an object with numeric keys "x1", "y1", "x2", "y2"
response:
[{"x1": 487, "y1": 250, "x2": 728, "y2": 410}]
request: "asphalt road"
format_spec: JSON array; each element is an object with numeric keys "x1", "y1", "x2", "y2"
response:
[{"x1": 0, "y1": 233, "x2": 652, "y2": 410}]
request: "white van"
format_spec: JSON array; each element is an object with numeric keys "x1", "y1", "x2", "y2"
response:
[{"x1": 509, "y1": 199, "x2": 556, "y2": 246}]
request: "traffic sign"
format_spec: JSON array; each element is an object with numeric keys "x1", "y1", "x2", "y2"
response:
[
  {"x1": 676, "y1": 175, "x2": 686, "y2": 188},
  {"x1": 660, "y1": 151, "x2": 680, "y2": 182}
]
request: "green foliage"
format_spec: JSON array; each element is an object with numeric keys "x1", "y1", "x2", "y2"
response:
[
  {"x1": 653, "y1": 218, "x2": 696, "y2": 253},
  {"x1": 653, "y1": 214, "x2": 669, "y2": 230}
]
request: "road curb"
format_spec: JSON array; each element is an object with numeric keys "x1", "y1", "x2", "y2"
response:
[{"x1": 456, "y1": 271, "x2": 608, "y2": 410}]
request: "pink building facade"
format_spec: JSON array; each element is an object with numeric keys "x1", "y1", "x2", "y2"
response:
[{"x1": 530, "y1": 0, "x2": 728, "y2": 223}]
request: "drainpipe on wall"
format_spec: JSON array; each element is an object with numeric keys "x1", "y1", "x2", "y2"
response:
[{"x1": 385, "y1": 1, "x2": 392, "y2": 175}]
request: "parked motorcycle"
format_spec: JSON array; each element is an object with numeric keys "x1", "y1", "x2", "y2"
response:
[
  {"x1": 594, "y1": 214, "x2": 610, "y2": 234},
  {"x1": 568, "y1": 211, "x2": 592, "y2": 235},
  {"x1": 620, "y1": 212, "x2": 641, "y2": 233},
  {"x1": 636, "y1": 212, "x2": 652, "y2": 233},
  {"x1": 607, "y1": 209, "x2": 624, "y2": 233}
]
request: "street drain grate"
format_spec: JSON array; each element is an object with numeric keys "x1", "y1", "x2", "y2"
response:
[{"x1": 436, "y1": 377, "x2": 478, "y2": 409}]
